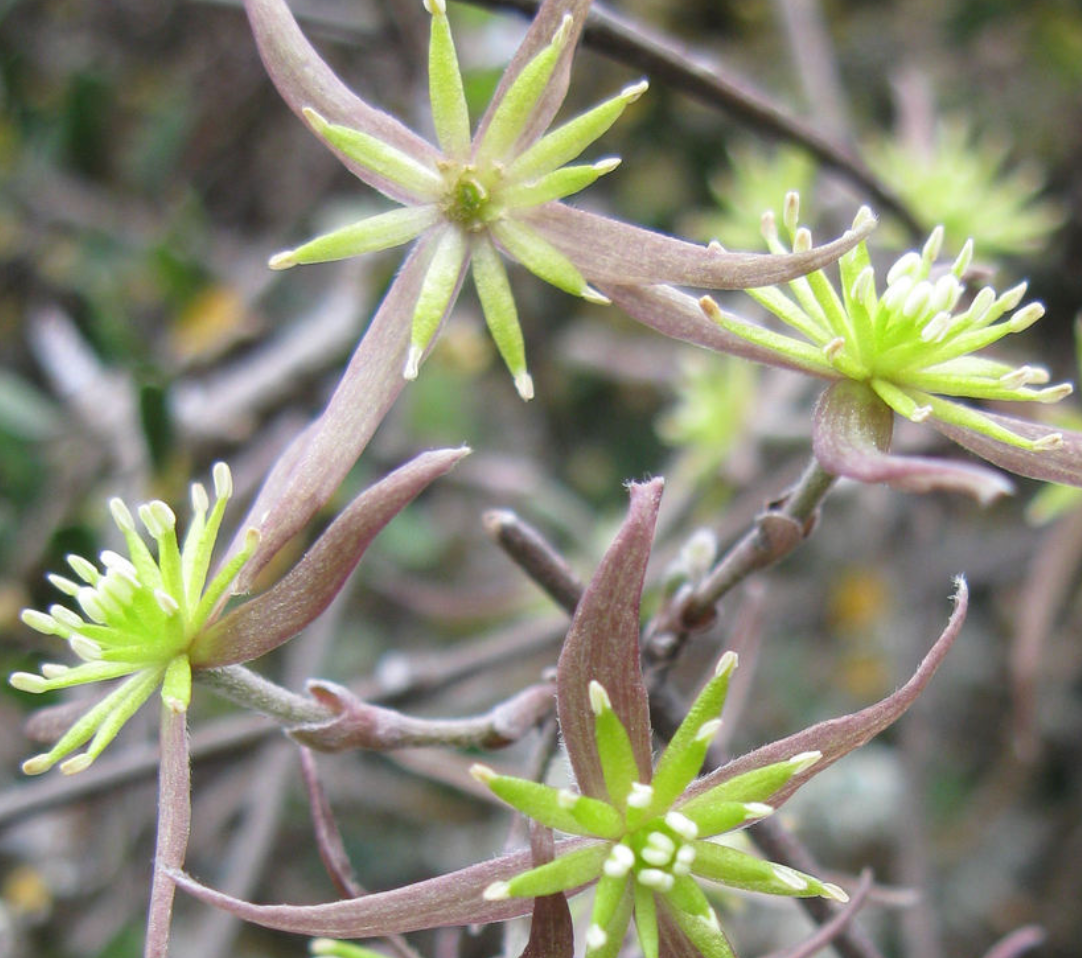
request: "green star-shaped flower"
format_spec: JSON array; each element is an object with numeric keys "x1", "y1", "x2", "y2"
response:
[
  {"x1": 11, "y1": 464, "x2": 258, "y2": 774},
  {"x1": 267, "y1": 0, "x2": 643, "y2": 400},
  {"x1": 474, "y1": 653, "x2": 845, "y2": 958},
  {"x1": 702, "y1": 193, "x2": 1070, "y2": 452}
]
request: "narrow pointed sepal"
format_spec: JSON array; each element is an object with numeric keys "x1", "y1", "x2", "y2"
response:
[
  {"x1": 929, "y1": 412, "x2": 1082, "y2": 488},
  {"x1": 270, "y1": 206, "x2": 439, "y2": 269},
  {"x1": 689, "y1": 842, "x2": 841, "y2": 899},
  {"x1": 426, "y1": 0, "x2": 471, "y2": 157},
  {"x1": 408, "y1": 227, "x2": 470, "y2": 369},
  {"x1": 491, "y1": 218, "x2": 593, "y2": 299},
  {"x1": 471, "y1": 237, "x2": 530, "y2": 398},
  {"x1": 509, "y1": 81, "x2": 647, "y2": 182}
]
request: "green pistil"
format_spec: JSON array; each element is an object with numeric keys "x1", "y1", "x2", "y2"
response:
[{"x1": 442, "y1": 168, "x2": 497, "y2": 231}]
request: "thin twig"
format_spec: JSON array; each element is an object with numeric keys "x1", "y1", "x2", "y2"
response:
[
  {"x1": 749, "y1": 817, "x2": 887, "y2": 958},
  {"x1": 645, "y1": 456, "x2": 836, "y2": 667},
  {"x1": 483, "y1": 508, "x2": 584, "y2": 615},
  {"x1": 979, "y1": 925, "x2": 1046, "y2": 958},
  {"x1": 757, "y1": 868, "x2": 874, "y2": 958},
  {"x1": 460, "y1": 0, "x2": 923, "y2": 236}
]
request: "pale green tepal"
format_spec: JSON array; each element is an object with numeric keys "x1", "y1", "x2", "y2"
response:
[
  {"x1": 269, "y1": 0, "x2": 646, "y2": 400},
  {"x1": 474, "y1": 652, "x2": 846, "y2": 958},
  {"x1": 11, "y1": 464, "x2": 257, "y2": 775},
  {"x1": 702, "y1": 193, "x2": 1071, "y2": 452}
]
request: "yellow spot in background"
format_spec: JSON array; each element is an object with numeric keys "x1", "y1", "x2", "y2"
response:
[
  {"x1": 169, "y1": 284, "x2": 257, "y2": 364},
  {"x1": 827, "y1": 568, "x2": 891, "y2": 634},
  {"x1": 828, "y1": 567, "x2": 893, "y2": 699},
  {"x1": 3, "y1": 864, "x2": 52, "y2": 920}
]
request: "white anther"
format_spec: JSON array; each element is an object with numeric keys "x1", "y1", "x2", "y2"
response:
[
  {"x1": 695, "y1": 718, "x2": 723, "y2": 744},
  {"x1": 69, "y1": 634, "x2": 102, "y2": 661},
  {"x1": 851, "y1": 265, "x2": 876, "y2": 307},
  {"x1": 1039, "y1": 383, "x2": 1073, "y2": 402},
  {"x1": 902, "y1": 280, "x2": 932, "y2": 319},
  {"x1": 714, "y1": 649, "x2": 738, "y2": 678},
  {"x1": 676, "y1": 844, "x2": 696, "y2": 867},
  {"x1": 793, "y1": 227, "x2": 812, "y2": 253},
  {"x1": 76, "y1": 586, "x2": 108, "y2": 624},
  {"x1": 930, "y1": 273, "x2": 962, "y2": 315},
  {"x1": 743, "y1": 802, "x2": 773, "y2": 819},
  {"x1": 154, "y1": 589, "x2": 180, "y2": 616},
  {"x1": 665, "y1": 810, "x2": 698, "y2": 840},
  {"x1": 783, "y1": 191, "x2": 800, "y2": 235},
  {"x1": 100, "y1": 551, "x2": 138, "y2": 583},
  {"x1": 41, "y1": 663, "x2": 69, "y2": 679},
  {"x1": 886, "y1": 251, "x2": 922, "y2": 286},
  {"x1": 1008, "y1": 302, "x2": 1045, "y2": 332},
  {"x1": 824, "y1": 337, "x2": 846, "y2": 360},
  {"x1": 513, "y1": 371, "x2": 534, "y2": 402},
  {"x1": 588, "y1": 680, "x2": 611, "y2": 715},
  {"x1": 636, "y1": 868, "x2": 674, "y2": 892},
  {"x1": 603, "y1": 844, "x2": 635, "y2": 878},
  {"x1": 822, "y1": 882, "x2": 850, "y2": 903},
  {"x1": 621, "y1": 79, "x2": 649, "y2": 102},
  {"x1": 403, "y1": 344, "x2": 423, "y2": 381},
  {"x1": 557, "y1": 788, "x2": 579, "y2": 810},
  {"x1": 10, "y1": 672, "x2": 49, "y2": 693},
  {"x1": 772, "y1": 864, "x2": 809, "y2": 890},
  {"x1": 851, "y1": 205, "x2": 876, "y2": 232},
  {"x1": 49, "y1": 605, "x2": 84, "y2": 629},
  {"x1": 268, "y1": 250, "x2": 298, "y2": 271},
  {"x1": 951, "y1": 238, "x2": 974, "y2": 277},
  {"x1": 641, "y1": 845, "x2": 673, "y2": 867},
  {"x1": 1000, "y1": 365, "x2": 1050, "y2": 388},
  {"x1": 422, "y1": 0, "x2": 446, "y2": 14},
  {"x1": 190, "y1": 482, "x2": 209, "y2": 515},
  {"x1": 468, "y1": 763, "x2": 496, "y2": 784},
  {"x1": 911, "y1": 405, "x2": 933, "y2": 423},
  {"x1": 966, "y1": 286, "x2": 996, "y2": 325},
  {"x1": 998, "y1": 281, "x2": 1028, "y2": 313},
  {"x1": 47, "y1": 574, "x2": 81, "y2": 597},
  {"x1": 483, "y1": 881, "x2": 510, "y2": 901},
  {"x1": 66, "y1": 554, "x2": 100, "y2": 585},
  {"x1": 60, "y1": 753, "x2": 94, "y2": 775},
  {"x1": 627, "y1": 782, "x2": 654, "y2": 809},
  {"x1": 139, "y1": 501, "x2": 176, "y2": 538},
  {"x1": 920, "y1": 311, "x2": 954, "y2": 342},
  {"x1": 582, "y1": 286, "x2": 611, "y2": 305},
  {"x1": 881, "y1": 273, "x2": 913, "y2": 312},
  {"x1": 585, "y1": 925, "x2": 608, "y2": 951},
  {"x1": 921, "y1": 225, "x2": 945, "y2": 265},
  {"x1": 707, "y1": 239, "x2": 725, "y2": 252},
  {"x1": 1034, "y1": 433, "x2": 1064, "y2": 451},
  {"x1": 212, "y1": 462, "x2": 233, "y2": 501},
  {"x1": 760, "y1": 210, "x2": 778, "y2": 242},
  {"x1": 552, "y1": 13, "x2": 573, "y2": 46},
  {"x1": 109, "y1": 497, "x2": 135, "y2": 533},
  {"x1": 593, "y1": 156, "x2": 622, "y2": 175},
  {"x1": 788, "y1": 751, "x2": 822, "y2": 774}
]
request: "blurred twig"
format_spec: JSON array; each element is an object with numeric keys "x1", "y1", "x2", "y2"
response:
[{"x1": 461, "y1": 0, "x2": 924, "y2": 237}]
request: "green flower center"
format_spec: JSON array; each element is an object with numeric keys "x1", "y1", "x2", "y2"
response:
[
  {"x1": 441, "y1": 164, "x2": 500, "y2": 231},
  {"x1": 609, "y1": 811, "x2": 699, "y2": 893}
]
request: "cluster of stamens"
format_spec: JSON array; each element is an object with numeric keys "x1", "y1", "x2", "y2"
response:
[{"x1": 11, "y1": 463, "x2": 258, "y2": 775}]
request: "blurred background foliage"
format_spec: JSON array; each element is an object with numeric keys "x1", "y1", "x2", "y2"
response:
[{"x1": 2, "y1": 0, "x2": 1082, "y2": 957}]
